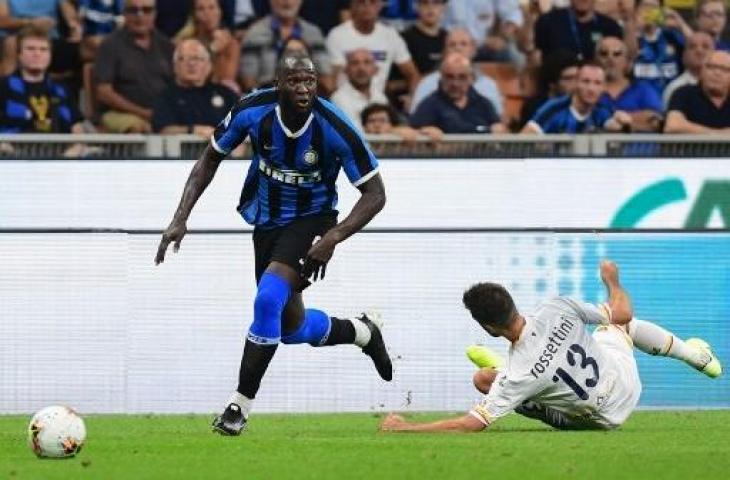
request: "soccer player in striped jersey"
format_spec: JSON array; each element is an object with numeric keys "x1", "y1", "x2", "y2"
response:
[
  {"x1": 380, "y1": 261, "x2": 721, "y2": 433},
  {"x1": 155, "y1": 51, "x2": 392, "y2": 435}
]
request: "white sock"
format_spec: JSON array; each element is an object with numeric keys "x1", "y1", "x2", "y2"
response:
[
  {"x1": 351, "y1": 317, "x2": 372, "y2": 347},
  {"x1": 228, "y1": 391, "x2": 253, "y2": 418},
  {"x1": 628, "y1": 318, "x2": 705, "y2": 369}
]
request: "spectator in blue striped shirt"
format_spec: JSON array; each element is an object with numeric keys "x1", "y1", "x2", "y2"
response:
[{"x1": 522, "y1": 62, "x2": 631, "y2": 134}]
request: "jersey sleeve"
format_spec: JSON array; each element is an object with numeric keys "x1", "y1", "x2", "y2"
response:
[
  {"x1": 390, "y1": 27, "x2": 412, "y2": 65},
  {"x1": 317, "y1": 99, "x2": 379, "y2": 187},
  {"x1": 469, "y1": 371, "x2": 542, "y2": 426},
  {"x1": 528, "y1": 99, "x2": 556, "y2": 133},
  {"x1": 562, "y1": 297, "x2": 612, "y2": 325},
  {"x1": 211, "y1": 94, "x2": 262, "y2": 155}
]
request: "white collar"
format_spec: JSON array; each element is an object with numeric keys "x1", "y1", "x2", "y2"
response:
[
  {"x1": 275, "y1": 105, "x2": 314, "y2": 138},
  {"x1": 569, "y1": 104, "x2": 590, "y2": 121}
]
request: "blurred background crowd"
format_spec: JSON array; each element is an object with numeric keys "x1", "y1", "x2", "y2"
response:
[{"x1": 1, "y1": 0, "x2": 729, "y2": 143}]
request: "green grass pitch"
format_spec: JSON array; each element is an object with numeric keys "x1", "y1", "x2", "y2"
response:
[{"x1": 1, "y1": 411, "x2": 729, "y2": 480}]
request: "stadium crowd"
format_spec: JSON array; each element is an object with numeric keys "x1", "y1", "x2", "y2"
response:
[{"x1": 1, "y1": 0, "x2": 729, "y2": 141}]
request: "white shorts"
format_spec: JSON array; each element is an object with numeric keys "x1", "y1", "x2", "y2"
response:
[{"x1": 591, "y1": 325, "x2": 642, "y2": 428}]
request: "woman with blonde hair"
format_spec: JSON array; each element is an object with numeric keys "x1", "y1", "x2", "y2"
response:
[{"x1": 176, "y1": 0, "x2": 240, "y2": 93}]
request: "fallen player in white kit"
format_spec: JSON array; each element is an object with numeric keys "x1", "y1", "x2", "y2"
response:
[{"x1": 380, "y1": 260, "x2": 722, "y2": 432}]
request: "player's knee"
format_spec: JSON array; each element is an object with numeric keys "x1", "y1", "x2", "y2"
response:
[
  {"x1": 473, "y1": 368, "x2": 497, "y2": 394},
  {"x1": 254, "y1": 287, "x2": 286, "y2": 319}
]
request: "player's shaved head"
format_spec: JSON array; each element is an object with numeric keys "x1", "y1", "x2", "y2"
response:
[
  {"x1": 463, "y1": 282, "x2": 517, "y2": 334},
  {"x1": 276, "y1": 50, "x2": 317, "y2": 79}
]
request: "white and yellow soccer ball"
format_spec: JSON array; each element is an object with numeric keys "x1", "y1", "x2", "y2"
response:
[{"x1": 28, "y1": 406, "x2": 86, "y2": 458}]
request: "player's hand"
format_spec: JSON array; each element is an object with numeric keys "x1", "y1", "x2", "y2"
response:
[
  {"x1": 599, "y1": 260, "x2": 620, "y2": 285},
  {"x1": 380, "y1": 413, "x2": 407, "y2": 431},
  {"x1": 301, "y1": 232, "x2": 338, "y2": 282},
  {"x1": 155, "y1": 220, "x2": 187, "y2": 265}
]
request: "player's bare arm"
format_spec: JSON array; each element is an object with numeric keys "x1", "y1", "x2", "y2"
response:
[
  {"x1": 380, "y1": 412, "x2": 485, "y2": 433},
  {"x1": 599, "y1": 260, "x2": 633, "y2": 324},
  {"x1": 302, "y1": 173, "x2": 386, "y2": 281},
  {"x1": 155, "y1": 145, "x2": 226, "y2": 265}
]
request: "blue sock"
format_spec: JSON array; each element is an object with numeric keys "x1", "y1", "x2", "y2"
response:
[
  {"x1": 247, "y1": 272, "x2": 291, "y2": 345},
  {"x1": 281, "y1": 308, "x2": 332, "y2": 346}
]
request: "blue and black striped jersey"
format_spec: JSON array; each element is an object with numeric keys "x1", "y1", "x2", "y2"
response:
[
  {"x1": 211, "y1": 88, "x2": 379, "y2": 229},
  {"x1": 528, "y1": 95, "x2": 614, "y2": 134}
]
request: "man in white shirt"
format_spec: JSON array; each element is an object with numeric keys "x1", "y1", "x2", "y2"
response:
[
  {"x1": 326, "y1": 0, "x2": 420, "y2": 95},
  {"x1": 663, "y1": 31, "x2": 715, "y2": 109},
  {"x1": 331, "y1": 48, "x2": 389, "y2": 131},
  {"x1": 380, "y1": 260, "x2": 721, "y2": 433}
]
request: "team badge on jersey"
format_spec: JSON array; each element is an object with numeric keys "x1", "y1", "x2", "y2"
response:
[{"x1": 303, "y1": 148, "x2": 318, "y2": 165}]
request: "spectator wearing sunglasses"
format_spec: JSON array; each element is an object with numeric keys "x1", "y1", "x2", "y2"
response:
[
  {"x1": 596, "y1": 36, "x2": 663, "y2": 132},
  {"x1": 94, "y1": 0, "x2": 174, "y2": 132}
]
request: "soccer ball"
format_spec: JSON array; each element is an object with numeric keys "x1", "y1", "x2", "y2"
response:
[{"x1": 28, "y1": 406, "x2": 86, "y2": 458}]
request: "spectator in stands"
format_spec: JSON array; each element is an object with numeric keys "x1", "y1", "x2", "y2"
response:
[
  {"x1": 630, "y1": 0, "x2": 692, "y2": 95},
  {"x1": 411, "y1": 52, "x2": 506, "y2": 134},
  {"x1": 240, "y1": 0, "x2": 332, "y2": 93},
  {"x1": 361, "y1": 102, "x2": 442, "y2": 142},
  {"x1": 519, "y1": 49, "x2": 580, "y2": 128},
  {"x1": 522, "y1": 62, "x2": 632, "y2": 133},
  {"x1": 78, "y1": 0, "x2": 124, "y2": 61},
  {"x1": 0, "y1": 26, "x2": 83, "y2": 133},
  {"x1": 226, "y1": 0, "x2": 270, "y2": 40},
  {"x1": 401, "y1": 0, "x2": 447, "y2": 76},
  {"x1": 665, "y1": 50, "x2": 730, "y2": 132},
  {"x1": 695, "y1": 0, "x2": 730, "y2": 51},
  {"x1": 596, "y1": 35, "x2": 663, "y2": 132},
  {"x1": 94, "y1": 0, "x2": 174, "y2": 133},
  {"x1": 152, "y1": 38, "x2": 237, "y2": 136},
  {"x1": 176, "y1": 0, "x2": 240, "y2": 92},
  {"x1": 534, "y1": 0, "x2": 623, "y2": 62},
  {"x1": 443, "y1": 0, "x2": 524, "y2": 63},
  {"x1": 327, "y1": 0, "x2": 420, "y2": 96},
  {"x1": 331, "y1": 48, "x2": 389, "y2": 131},
  {"x1": 0, "y1": 0, "x2": 82, "y2": 76},
  {"x1": 663, "y1": 31, "x2": 714, "y2": 108},
  {"x1": 410, "y1": 27, "x2": 503, "y2": 117}
]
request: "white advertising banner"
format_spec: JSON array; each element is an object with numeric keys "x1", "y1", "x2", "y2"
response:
[{"x1": 1, "y1": 158, "x2": 728, "y2": 230}]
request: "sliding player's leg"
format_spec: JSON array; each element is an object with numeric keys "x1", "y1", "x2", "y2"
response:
[{"x1": 626, "y1": 318, "x2": 722, "y2": 378}]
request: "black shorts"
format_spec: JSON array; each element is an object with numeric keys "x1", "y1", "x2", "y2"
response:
[{"x1": 253, "y1": 212, "x2": 337, "y2": 288}]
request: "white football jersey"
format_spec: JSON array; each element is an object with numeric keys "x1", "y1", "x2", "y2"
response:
[{"x1": 470, "y1": 297, "x2": 641, "y2": 429}]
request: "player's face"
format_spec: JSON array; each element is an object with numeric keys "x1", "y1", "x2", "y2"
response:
[
  {"x1": 279, "y1": 68, "x2": 318, "y2": 113},
  {"x1": 576, "y1": 66, "x2": 606, "y2": 106},
  {"x1": 18, "y1": 37, "x2": 51, "y2": 73}
]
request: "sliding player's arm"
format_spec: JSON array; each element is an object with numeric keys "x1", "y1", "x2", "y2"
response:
[
  {"x1": 599, "y1": 260, "x2": 633, "y2": 325},
  {"x1": 380, "y1": 412, "x2": 485, "y2": 433}
]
